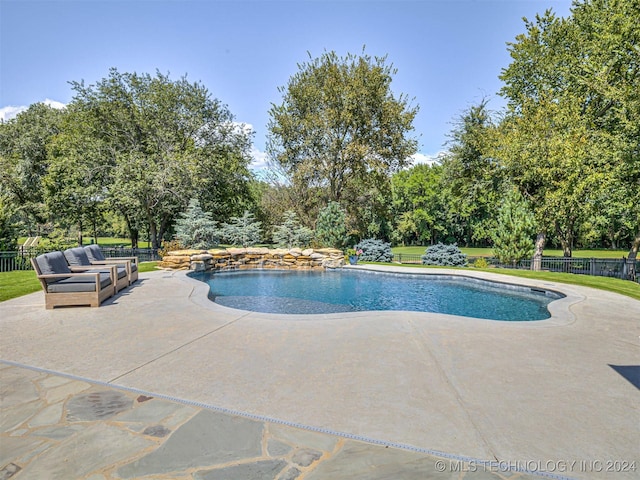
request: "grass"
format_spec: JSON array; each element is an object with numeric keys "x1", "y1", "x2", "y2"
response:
[
  {"x1": 0, "y1": 261, "x2": 159, "y2": 303},
  {"x1": 0, "y1": 270, "x2": 42, "y2": 302},
  {"x1": 363, "y1": 262, "x2": 640, "y2": 301},
  {"x1": 392, "y1": 246, "x2": 629, "y2": 259}
]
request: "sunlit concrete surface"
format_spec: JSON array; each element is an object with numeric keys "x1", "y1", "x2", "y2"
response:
[{"x1": 1, "y1": 266, "x2": 638, "y2": 479}]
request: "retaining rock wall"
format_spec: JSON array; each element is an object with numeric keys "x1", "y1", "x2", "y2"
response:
[{"x1": 158, "y1": 247, "x2": 345, "y2": 271}]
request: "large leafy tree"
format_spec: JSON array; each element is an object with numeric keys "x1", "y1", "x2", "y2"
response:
[
  {"x1": 44, "y1": 108, "x2": 108, "y2": 246},
  {"x1": 498, "y1": 1, "x2": 639, "y2": 260},
  {"x1": 267, "y1": 50, "x2": 419, "y2": 236},
  {"x1": 440, "y1": 100, "x2": 503, "y2": 246},
  {"x1": 391, "y1": 163, "x2": 446, "y2": 245},
  {"x1": 65, "y1": 68, "x2": 253, "y2": 248},
  {"x1": 0, "y1": 103, "x2": 64, "y2": 232}
]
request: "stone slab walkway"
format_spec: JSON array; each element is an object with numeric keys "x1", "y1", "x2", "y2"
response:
[
  {"x1": 1, "y1": 266, "x2": 639, "y2": 479},
  {"x1": 1, "y1": 363, "x2": 541, "y2": 480}
]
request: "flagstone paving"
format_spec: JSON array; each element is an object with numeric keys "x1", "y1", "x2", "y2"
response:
[{"x1": 1, "y1": 364, "x2": 542, "y2": 480}]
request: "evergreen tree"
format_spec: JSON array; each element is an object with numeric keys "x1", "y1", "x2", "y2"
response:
[
  {"x1": 174, "y1": 198, "x2": 219, "y2": 249},
  {"x1": 220, "y1": 211, "x2": 262, "y2": 247},
  {"x1": 491, "y1": 188, "x2": 536, "y2": 265},
  {"x1": 272, "y1": 211, "x2": 314, "y2": 249},
  {"x1": 315, "y1": 201, "x2": 347, "y2": 248}
]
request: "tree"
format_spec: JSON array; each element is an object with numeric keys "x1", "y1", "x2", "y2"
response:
[
  {"x1": 67, "y1": 68, "x2": 253, "y2": 249},
  {"x1": 272, "y1": 211, "x2": 313, "y2": 249},
  {"x1": 220, "y1": 210, "x2": 262, "y2": 247},
  {"x1": 267, "y1": 50, "x2": 419, "y2": 236},
  {"x1": 391, "y1": 163, "x2": 447, "y2": 245},
  {"x1": 44, "y1": 105, "x2": 109, "y2": 246},
  {"x1": 440, "y1": 100, "x2": 502, "y2": 246},
  {"x1": 0, "y1": 103, "x2": 64, "y2": 232},
  {"x1": 174, "y1": 198, "x2": 219, "y2": 249},
  {"x1": 315, "y1": 201, "x2": 348, "y2": 248},
  {"x1": 498, "y1": 2, "x2": 639, "y2": 261},
  {"x1": 492, "y1": 188, "x2": 536, "y2": 265},
  {"x1": 0, "y1": 195, "x2": 19, "y2": 250}
]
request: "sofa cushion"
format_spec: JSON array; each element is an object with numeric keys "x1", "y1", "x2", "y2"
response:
[
  {"x1": 46, "y1": 273, "x2": 112, "y2": 293},
  {"x1": 115, "y1": 265, "x2": 128, "y2": 279},
  {"x1": 84, "y1": 245, "x2": 106, "y2": 262},
  {"x1": 35, "y1": 252, "x2": 72, "y2": 284},
  {"x1": 64, "y1": 247, "x2": 91, "y2": 266}
]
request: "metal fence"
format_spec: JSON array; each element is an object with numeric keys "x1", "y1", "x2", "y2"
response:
[
  {"x1": 392, "y1": 253, "x2": 639, "y2": 283},
  {"x1": 2, "y1": 248, "x2": 637, "y2": 283},
  {"x1": 0, "y1": 247, "x2": 160, "y2": 273}
]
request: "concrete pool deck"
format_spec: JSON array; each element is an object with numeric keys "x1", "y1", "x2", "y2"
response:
[{"x1": 1, "y1": 265, "x2": 638, "y2": 479}]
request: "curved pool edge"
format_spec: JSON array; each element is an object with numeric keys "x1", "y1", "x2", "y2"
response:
[{"x1": 176, "y1": 265, "x2": 584, "y2": 326}]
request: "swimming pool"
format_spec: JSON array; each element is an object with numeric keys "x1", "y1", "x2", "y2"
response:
[{"x1": 189, "y1": 269, "x2": 563, "y2": 321}]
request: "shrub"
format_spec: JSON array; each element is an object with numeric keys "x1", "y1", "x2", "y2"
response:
[
  {"x1": 421, "y1": 243, "x2": 467, "y2": 266},
  {"x1": 355, "y1": 238, "x2": 393, "y2": 262},
  {"x1": 473, "y1": 257, "x2": 489, "y2": 269}
]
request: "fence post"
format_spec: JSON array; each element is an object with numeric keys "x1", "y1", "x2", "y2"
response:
[{"x1": 590, "y1": 258, "x2": 596, "y2": 276}]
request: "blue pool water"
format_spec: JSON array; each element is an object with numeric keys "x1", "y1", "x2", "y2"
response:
[{"x1": 190, "y1": 269, "x2": 562, "y2": 321}]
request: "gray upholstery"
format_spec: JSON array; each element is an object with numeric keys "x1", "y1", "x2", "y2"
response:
[
  {"x1": 84, "y1": 245, "x2": 137, "y2": 271},
  {"x1": 47, "y1": 273, "x2": 112, "y2": 293},
  {"x1": 64, "y1": 247, "x2": 127, "y2": 279},
  {"x1": 84, "y1": 244, "x2": 106, "y2": 262},
  {"x1": 35, "y1": 252, "x2": 71, "y2": 284},
  {"x1": 115, "y1": 266, "x2": 128, "y2": 279},
  {"x1": 63, "y1": 247, "x2": 92, "y2": 266}
]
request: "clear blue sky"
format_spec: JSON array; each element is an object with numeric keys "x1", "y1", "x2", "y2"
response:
[{"x1": 0, "y1": 0, "x2": 572, "y2": 168}]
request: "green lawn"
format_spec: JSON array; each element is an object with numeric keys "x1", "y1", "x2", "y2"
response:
[
  {"x1": 392, "y1": 246, "x2": 629, "y2": 259},
  {"x1": 0, "y1": 262, "x2": 159, "y2": 303}
]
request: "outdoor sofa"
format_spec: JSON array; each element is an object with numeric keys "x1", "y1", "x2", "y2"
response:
[
  {"x1": 31, "y1": 251, "x2": 116, "y2": 309},
  {"x1": 84, "y1": 245, "x2": 139, "y2": 284},
  {"x1": 63, "y1": 247, "x2": 129, "y2": 292}
]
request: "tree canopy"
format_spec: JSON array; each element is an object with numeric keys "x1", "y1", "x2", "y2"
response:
[
  {"x1": 267, "y1": 49, "x2": 418, "y2": 238},
  {"x1": 54, "y1": 69, "x2": 254, "y2": 248}
]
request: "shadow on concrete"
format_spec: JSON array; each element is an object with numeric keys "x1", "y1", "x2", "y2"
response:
[{"x1": 609, "y1": 364, "x2": 640, "y2": 390}]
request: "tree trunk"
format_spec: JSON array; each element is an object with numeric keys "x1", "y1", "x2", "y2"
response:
[
  {"x1": 92, "y1": 217, "x2": 98, "y2": 246},
  {"x1": 77, "y1": 219, "x2": 83, "y2": 247},
  {"x1": 555, "y1": 218, "x2": 574, "y2": 258},
  {"x1": 130, "y1": 227, "x2": 138, "y2": 249},
  {"x1": 629, "y1": 228, "x2": 640, "y2": 257},
  {"x1": 123, "y1": 215, "x2": 138, "y2": 249},
  {"x1": 531, "y1": 232, "x2": 546, "y2": 271},
  {"x1": 149, "y1": 221, "x2": 159, "y2": 250}
]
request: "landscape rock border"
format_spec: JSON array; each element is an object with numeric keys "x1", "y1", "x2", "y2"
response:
[{"x1": 158, "y1": 247, "x2": 345, "y2": 271}]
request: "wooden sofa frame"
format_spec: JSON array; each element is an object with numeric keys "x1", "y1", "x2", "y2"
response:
[{"x1": 31, "y1": 257, "x2": 116, "y2": 309}]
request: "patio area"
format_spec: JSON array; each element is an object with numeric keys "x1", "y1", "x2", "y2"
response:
[{"x1": 1, "y1": 266, "x2": 638, "y2": 479}]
